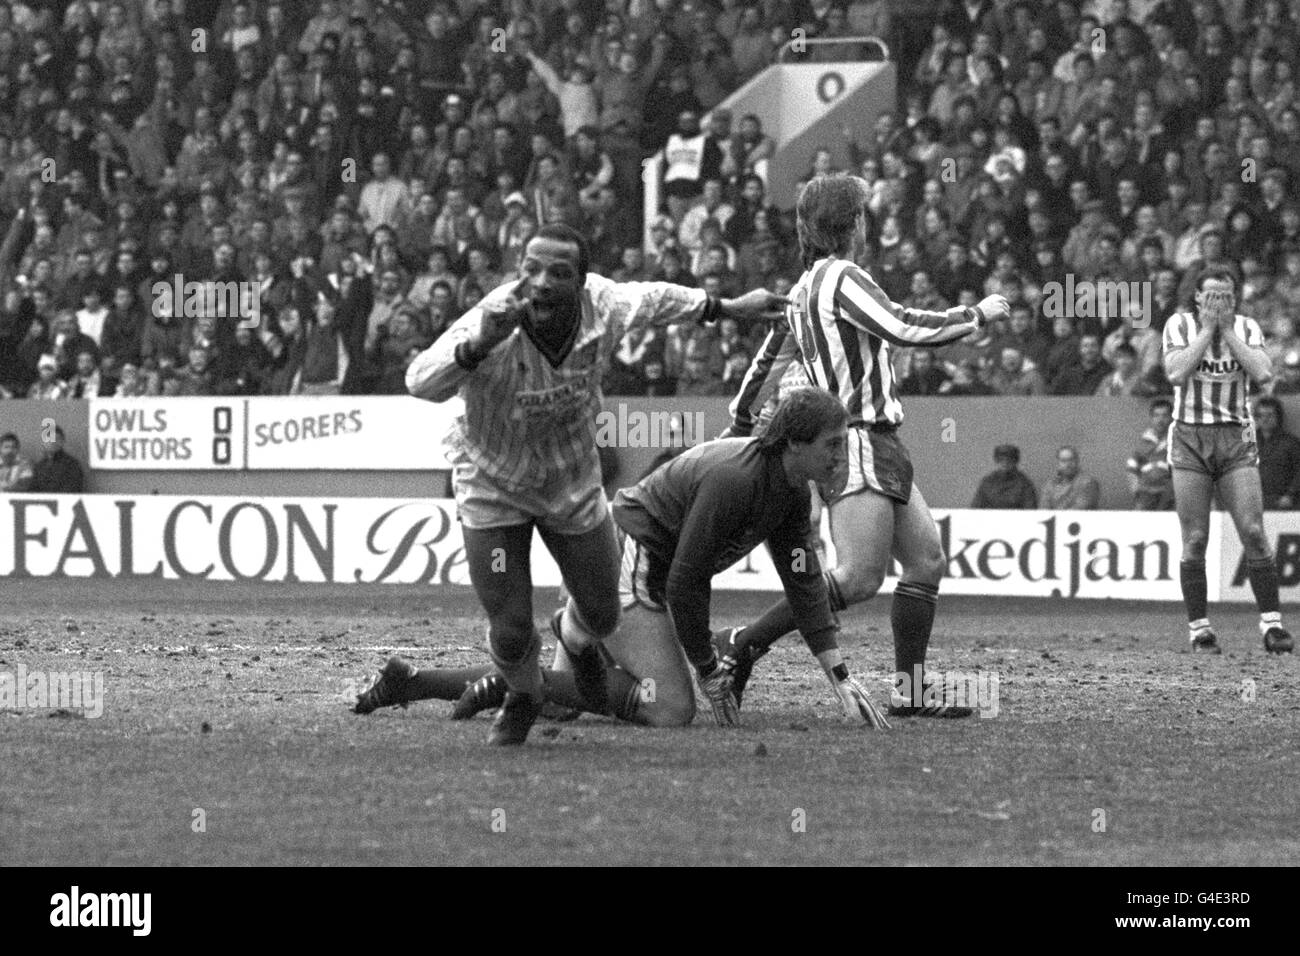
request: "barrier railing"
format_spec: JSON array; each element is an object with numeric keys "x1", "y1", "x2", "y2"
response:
[{"x1": 776, "y1": 35, "x2": 890, "y2": 63}]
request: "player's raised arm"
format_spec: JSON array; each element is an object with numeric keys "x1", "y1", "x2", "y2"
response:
[
  {"x1": 725, "y1": 323, "x2": 799, "y2": 437},
  {"x1": 834, "y1": 260, "x2": 1007, "y2": 347},
  {"x1": 406, "y1": 281, "x2": 526, "y2": 402}
]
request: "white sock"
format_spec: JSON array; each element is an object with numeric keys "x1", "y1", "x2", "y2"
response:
[
  {"x1": 1259, "y1": 612, "x2": 1282, "y2": 636},
  {"x1": 1188, "y1": 618, "x2": 1211, "y2": 637}
]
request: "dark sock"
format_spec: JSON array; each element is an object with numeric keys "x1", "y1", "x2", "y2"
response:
[
  {"x1": 739, "y1": 598, "x2": 797, "y2": 655},
  {"x1": 891, "y1": 581, "x2": 938, "y2": 701},
  {"x1": 408, "y1": 665, "x2": 493, "y2": 701},
  {"x1": 824, "y1": 570, "x2": 848, "y2": 612},
  {"x1": 542, "y1": 666, "x2": 639, "y2": 717},
  {"x1": 1179, "y1": 559, "x2": 1208, "y2": 622},
  {"x1": 1247, "y1": 557, "x2": 1280, "y2": 615},
  {"x1": 739, "y1": 570, "x2": 850, "y2": 657}
]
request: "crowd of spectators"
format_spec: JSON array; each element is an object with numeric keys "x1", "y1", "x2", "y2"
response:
[
  {"x1": 0, "y1": 0, "x2": 805, "y2": 399},
  {"x1": 0, "y1": 1, "x2": 1297, "y2": 406}
]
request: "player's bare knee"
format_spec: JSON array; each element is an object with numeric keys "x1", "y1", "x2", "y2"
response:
[
  {"x1": 636, "y1": 694, "x2": 695, "y2": 728},
  {"x1": 1242, "y1": 525, "x2": 1270, "y2": 557},
  {"x1": 838, "y1": 567, "x2": 885, "y2": 605},
  {"x1": 906, "y1": 547, "x2": 946, "y2": 585},
  {"x1": 1182, "y1": 532, "x2": 1209, "y2": 561}
]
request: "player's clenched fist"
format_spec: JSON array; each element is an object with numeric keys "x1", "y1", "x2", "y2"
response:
[{"x1": 975, "y1": 294, "x2": 1010, "y2": 326}]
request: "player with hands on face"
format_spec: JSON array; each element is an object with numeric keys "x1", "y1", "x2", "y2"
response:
[{"x1": 1163, "y1": 268, "x2": 1292, "y2": 654}]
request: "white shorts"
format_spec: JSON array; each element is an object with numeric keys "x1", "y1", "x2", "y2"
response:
[
  {"x1": 823, "y1": 424, "x2": 915, "y2": 505},
  {"x1": 618, "y1": 530, "x2": 667, "y2": 612},
  {"x1": 451, "y1": 452, "x2": 608, "y2": 534}
]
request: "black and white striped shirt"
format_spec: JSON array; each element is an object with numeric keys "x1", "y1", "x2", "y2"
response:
[{"x1": 729, "y1": 257, "x2": 979, "y2": 431}]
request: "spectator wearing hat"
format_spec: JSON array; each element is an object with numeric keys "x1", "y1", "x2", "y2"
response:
[
  {"x1": 28, "y1": 355, "x2": 69, "y2": 400},
  {"x1": 972, "y1": 445, "x2": 1038, "y2": 509}
]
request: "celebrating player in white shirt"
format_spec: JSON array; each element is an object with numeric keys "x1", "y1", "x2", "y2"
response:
[{"x1": 402, "y1": 224, "x2": 785, "y2": 744}]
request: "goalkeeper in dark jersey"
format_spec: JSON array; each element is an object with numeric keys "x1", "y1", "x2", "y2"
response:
[{"x1": 352, "y1": 387, "x2": 890, "y2": 728}]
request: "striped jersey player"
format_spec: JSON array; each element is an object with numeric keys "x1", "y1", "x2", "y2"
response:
[
  {"x1": 404, "y1": 223, "x2": 788, "y2": 744},
  {"x1": 714, "y1": 173, "x2": 1011, "y2": 717},
  {"x1": 1161, "y1": 267, "x2": 1292, "y2": 654}
]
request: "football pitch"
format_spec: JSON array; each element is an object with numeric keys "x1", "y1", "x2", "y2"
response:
[{"x1": 2, "y1": 578, "x2": 1296, "y2": 866}]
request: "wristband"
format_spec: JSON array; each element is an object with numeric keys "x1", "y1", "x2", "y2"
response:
[
  {"x1": 967, "y1": 305, "x2": 986, "y2": 328},
  {"x1": 700, "y1": 294, "x2": 723, "y2": 325},
  {"x1": 831, "y1": 662, "x2": 849, "y2": 682}
]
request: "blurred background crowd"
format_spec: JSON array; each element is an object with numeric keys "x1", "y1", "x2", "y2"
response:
[{"x1": 0, "y1": 0, "x2": 1297, "y2": 403}]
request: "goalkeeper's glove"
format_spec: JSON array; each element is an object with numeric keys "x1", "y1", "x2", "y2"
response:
[
  {"x1": 830, "y1": 665, "x2": 891, "y2": 730},
  {"x1": 696, "y1": 658, "x2": 740, "y2": 727}
]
